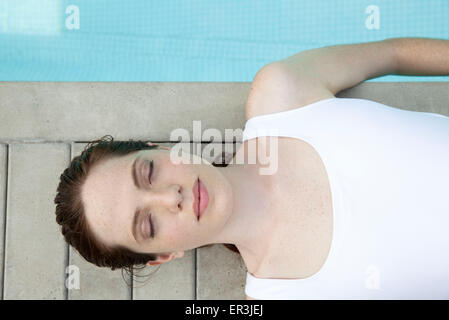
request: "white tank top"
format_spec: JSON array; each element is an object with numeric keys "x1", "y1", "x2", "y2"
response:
[{"x1": 242, "y1": 97, "x2": 449, "y2": 299}]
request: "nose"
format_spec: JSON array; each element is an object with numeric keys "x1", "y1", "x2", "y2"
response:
[{"x1": 145, "y1": 184, "x2": 183, "y2": 213}]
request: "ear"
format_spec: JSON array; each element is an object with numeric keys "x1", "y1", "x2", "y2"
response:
[{"x1": 146, "y1": 251, "x2": 184, "y2": 266}]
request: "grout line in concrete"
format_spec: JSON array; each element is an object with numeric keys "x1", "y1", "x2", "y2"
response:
[
  {"x1": 195, "y1": 248, "x2": 198, "y2": 300},
  {"x1": 130, "y1": 268, "x2": 134, "y2": 300},
  {"x1": 1, "y1": 145, "x2": 9, "y2": 300},
  {"x1": 64, "y1": 144, "x2": 73, "y2": 300}
]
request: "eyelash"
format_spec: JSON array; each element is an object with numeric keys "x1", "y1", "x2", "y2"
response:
[
  {"x1": 149, "y1": 214, "x2": 155, "y2": 239},
  {"x1": 147, "y1": 161, "x2": 155, "y2": 238},
  {"x1": 148, "y1": 160, "x2": 154, "y2": 185}
]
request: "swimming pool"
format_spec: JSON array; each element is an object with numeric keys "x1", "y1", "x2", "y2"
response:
[{"x1": 0, "y1": 0, "x2": 448, "y2": 81}]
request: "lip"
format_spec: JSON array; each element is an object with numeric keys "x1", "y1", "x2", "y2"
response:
[
  {"x1": 192, "y1": 177, "x2": 209, "y2": 220},
  {"x1": 193, "y1": 179, "x2": 200, "y2": 219}
]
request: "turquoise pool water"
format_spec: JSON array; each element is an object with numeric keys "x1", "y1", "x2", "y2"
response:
[{"x1": 0, "y1": 0, "x2": 448, "y2": 81}]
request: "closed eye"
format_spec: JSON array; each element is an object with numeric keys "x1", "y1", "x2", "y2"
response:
[
  {"x1": 141, "y1": 213, "x2": 155, "y2": 239},
  {"x1": 148, "y1": 160, "x2": 154, "y2": 185},
  {"x1": 149, "y1": 214, "x2": 155, "y2": 238}
]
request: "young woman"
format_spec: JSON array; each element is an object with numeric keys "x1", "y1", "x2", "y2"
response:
[{"x1": 54, "y1": 38, "x2": 449, "y2": 299}]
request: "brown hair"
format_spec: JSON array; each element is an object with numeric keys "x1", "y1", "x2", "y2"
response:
[{"x1": 54, "y1": 135, "x2": 239, "y2": 282}]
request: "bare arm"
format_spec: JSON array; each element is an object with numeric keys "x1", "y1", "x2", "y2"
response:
[
  {"x1": 276, "y1": 39, "x2": 398, "y2": 95},
  {"x1": 245, "y1": 37, "x2": 449, "y2": 119},
  {"x1": 274, "y1": 37, "x2": 449, "y2": 96},
  {"x1": 391, "y1": 37, "x2": 449, "y2": 76}
]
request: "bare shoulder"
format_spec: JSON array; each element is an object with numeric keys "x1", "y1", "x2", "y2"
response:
[
  {"x1": 245, "y1": 62, "x2": 335, "y2": 121},
  {"x1": 246, "y1": 295, "x2": 258, "y2": 300}
]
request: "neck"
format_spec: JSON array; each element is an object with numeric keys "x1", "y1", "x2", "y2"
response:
[{"x1": 209, "y1": 160, "x2": 277, "y2": 270}]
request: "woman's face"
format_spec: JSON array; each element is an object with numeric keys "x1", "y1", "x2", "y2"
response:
[{"x1": 81, "y1": 145, "x2": 233, "y2": 256}]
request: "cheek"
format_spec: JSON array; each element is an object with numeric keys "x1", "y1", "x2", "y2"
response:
[
  {"x1": 161, "y1": 218, "x2": 199, "y2": 247},
  {"x1": 171, "y1": 218, "x2": 192, "y2": 239}
]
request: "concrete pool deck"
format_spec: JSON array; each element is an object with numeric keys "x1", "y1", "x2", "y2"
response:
[{"x1": 0, "y1": 81, "x2": 448, "y2": 299}]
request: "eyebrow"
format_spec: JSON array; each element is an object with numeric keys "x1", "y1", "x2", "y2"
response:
[
  {"x1": 132, "y1": 156, "x2": 142, "y2": 190},
  {"x1": 131, "y1": 156, "x2": 143, "y2": 243}
]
